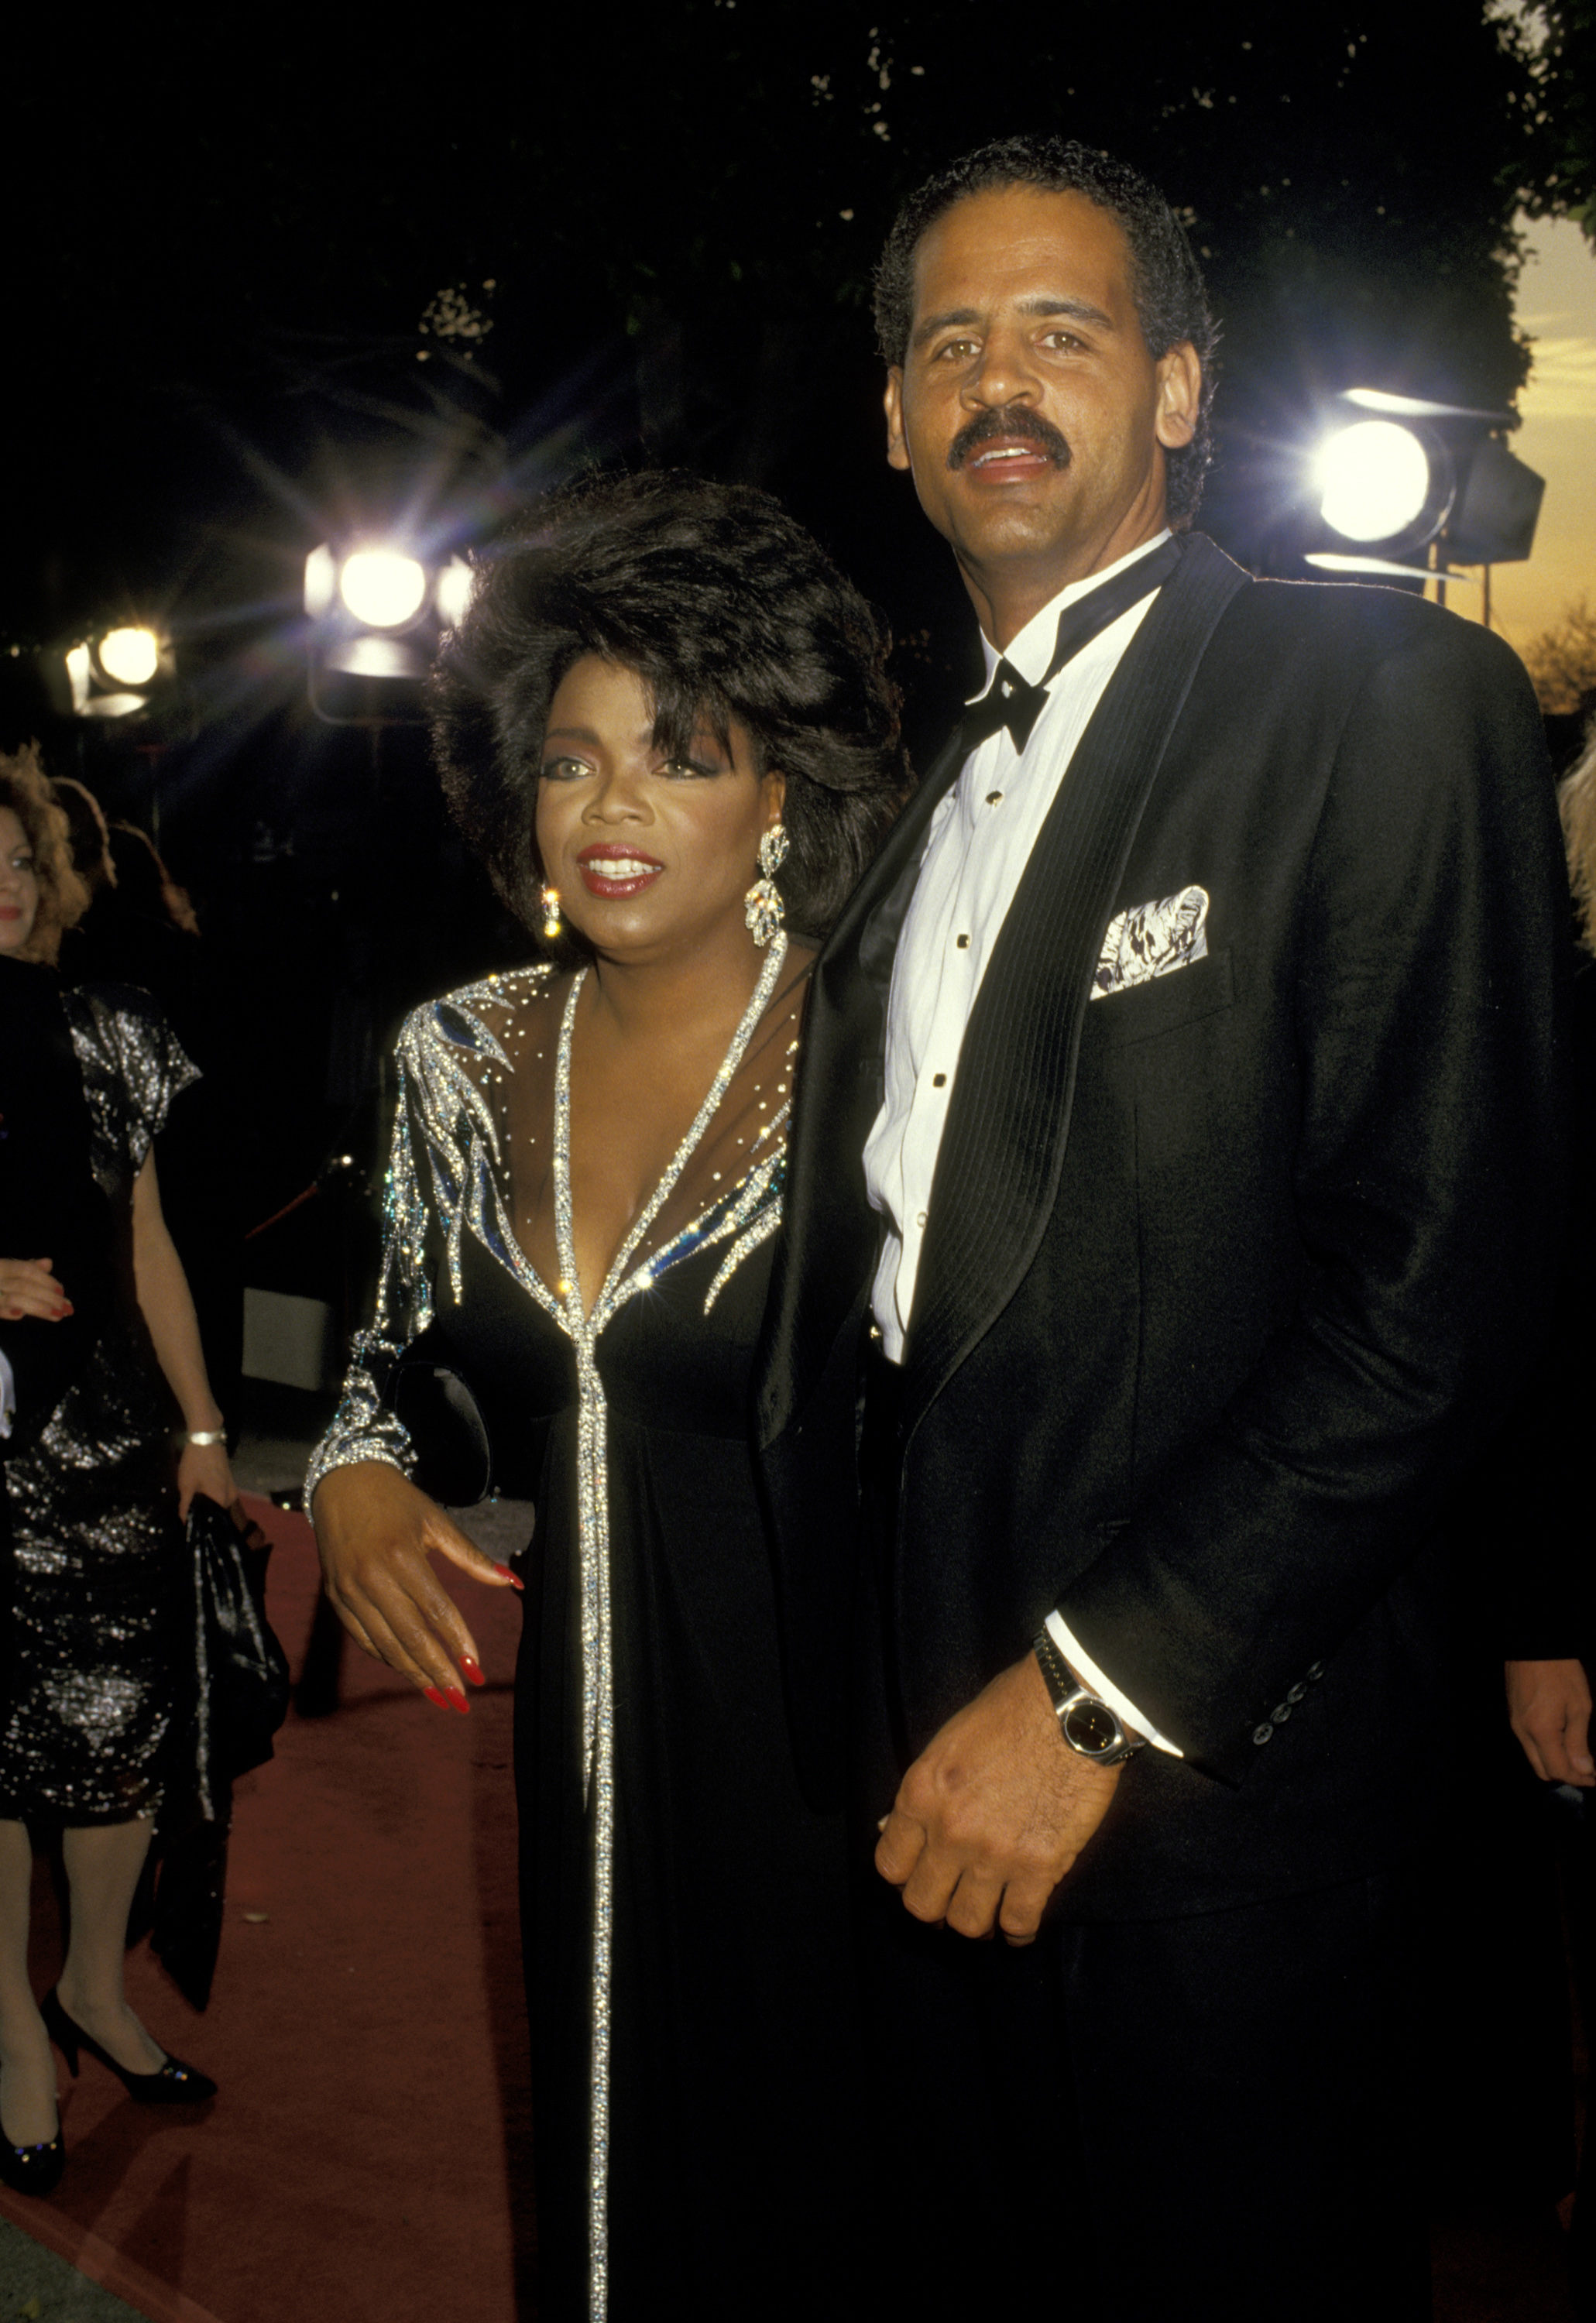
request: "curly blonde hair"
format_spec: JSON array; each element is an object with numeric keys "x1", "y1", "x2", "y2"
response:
[
  {"x1": 0, "y1": 744, "x2": 91, "y2": 966},
  {"x1": 1561, "y1": 718, "x2": 1596, "y2": 956}
]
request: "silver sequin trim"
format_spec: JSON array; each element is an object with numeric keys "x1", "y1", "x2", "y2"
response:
[{"x1": 305, "y1": 945, "x2": 792, "y2": 2323}]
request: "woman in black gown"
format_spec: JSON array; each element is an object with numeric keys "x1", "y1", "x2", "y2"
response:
[
  {"x1": 310, "y1": 473, "x2": 907, "y2": 2320},
  {"x1": 1, "y1": 751, "x2": 228, "y2": 2198}
]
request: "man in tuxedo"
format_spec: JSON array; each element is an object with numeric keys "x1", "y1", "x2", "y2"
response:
[{"x1": 754, "y1": 137, "x2": 1566, "y2": 2315}]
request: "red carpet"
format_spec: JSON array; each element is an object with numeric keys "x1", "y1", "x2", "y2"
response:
[
  {"x1": 1, "y1": 1494, "x2": 535, "y2": 2323},
  {"x1": 3, "y1": 1498, "x2": 1587, "y2": 2320}
]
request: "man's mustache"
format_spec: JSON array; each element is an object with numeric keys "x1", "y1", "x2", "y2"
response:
[{"x1": 948, "y1": 405, "x2": 1072, "y2": 472}]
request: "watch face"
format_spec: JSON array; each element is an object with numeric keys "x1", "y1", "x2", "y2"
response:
[{"x1": 1062, "y1": 1696, "x2": 1121, "y2": 1757}]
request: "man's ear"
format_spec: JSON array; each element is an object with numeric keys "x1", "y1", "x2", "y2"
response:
[
  {"x1": 1154, "y1": 342, "x2": 1201, "y2": 451},
  {"x1": 884, "y1": 369, "x2": 911, "y2": 472}
]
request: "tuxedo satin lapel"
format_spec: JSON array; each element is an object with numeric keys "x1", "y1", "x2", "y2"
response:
[
  {"x1": 901, "y1": 535, "x2": 1248, "y2": 1430},
  {"x1": 756, "y1": 732, "x2": 965, "y2": 1447}
]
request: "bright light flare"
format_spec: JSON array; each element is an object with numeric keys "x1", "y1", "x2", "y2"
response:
[
  {"x1": 304, "y1": 544, "x2": 337, "y2": 618},
  {"x1": 97, "y1": 626, "x2": 160, "y2": 686},
  {"x1": 338, "y1": 550, "x2": 427, "y2": 629},
  {"x1": 1316, "y1": 420, "x2": 1431, "y2": 543},
  {"x1": 435, "y1": 557, "x2": 472, "y2": 630}
]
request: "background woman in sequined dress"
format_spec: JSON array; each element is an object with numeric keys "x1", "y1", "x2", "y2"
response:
[
  {"x1": 0, "y1": 748, "x2": 232, "y2": 2198},
  {"x1": 310, "y1": 472, "x2": 907, "y2": 2319}
]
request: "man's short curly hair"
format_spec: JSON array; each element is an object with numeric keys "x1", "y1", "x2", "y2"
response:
[
  {"x1": 0, "y1": 743, "x2": 90, "y2": 966},
  {"x1": 428, "y1": 471, "x2": 909, "y2": 945},
  {"x1": 873, "y1": 136, "x2": 1217, "y2": 528}
]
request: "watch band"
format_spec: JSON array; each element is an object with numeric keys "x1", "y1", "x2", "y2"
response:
[{"x1": 1032, "y1": 1627, "x2": 1145, "y2": 1765}]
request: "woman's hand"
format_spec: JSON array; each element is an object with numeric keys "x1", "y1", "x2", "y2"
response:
[
  {"x1": 0, "y1": 1256, "x2": 73, "y2": 1322},
  {"x1": 311, "y1": 1460, "x2": 522, "y2": 1711},
  {"x1": 176, "y1": 1438, "x2": 237, "y2": 1522}
]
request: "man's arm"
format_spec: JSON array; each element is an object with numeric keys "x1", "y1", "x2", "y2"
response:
[
  {"x1": 876, "y1": 1652, "x2": 1121, "y2": 1941},
  {"x1": 879, "y1": 616, "x2": 1565, "y2": 1934},
  {"x1": 1507, "y1": 1659, "x2": 1594, "y2": 1786},
  {"x1": 1054, "y1": 619, "x2": 1567, "y2": 1775}
]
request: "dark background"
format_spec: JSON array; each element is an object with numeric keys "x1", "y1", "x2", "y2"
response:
[{"x1": 5, "y1": 1, "x2": 1591, "y2": 1327}]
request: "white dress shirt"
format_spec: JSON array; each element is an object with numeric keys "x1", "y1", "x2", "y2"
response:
[
  {"x1": 0, "y1": 1347, "x2": 14, "y2": 1438},
  {"x1": 863, "y1": 531, "x2": 1180, "y2": 1755}
]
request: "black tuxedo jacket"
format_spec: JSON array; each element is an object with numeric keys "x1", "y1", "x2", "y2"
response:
[{"x1": 753, "y1": 534, "x2": 1567, "y2": 1920}]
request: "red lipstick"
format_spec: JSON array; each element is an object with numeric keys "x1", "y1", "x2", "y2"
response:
[{"x1": 575, "y1": 843, "x2": 665, "y2": 899}]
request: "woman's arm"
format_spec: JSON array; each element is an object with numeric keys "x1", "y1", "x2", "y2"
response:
[
  {"x1": 313, "y1": 1461, "x2": 517, "y2": 1708},
  {"x1": 307, "y1": 1039, "x2": 519, "y2": 1710},
  {"x1": 129, "y1": 1145, "x2": 236, "y2": 1518}
]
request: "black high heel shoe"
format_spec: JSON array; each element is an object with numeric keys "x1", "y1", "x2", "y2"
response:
[
  {"x1": 0, "y1": 2071, "x2": 64, "y2": 2197},
  {"x1": 42, "y1": 1988, "x2": 218, "y2": 2105}
]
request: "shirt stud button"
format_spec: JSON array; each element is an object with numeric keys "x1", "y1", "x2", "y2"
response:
[
  {"x1": 932, "y1": 1073, "x2": 946, "y2": 1088},
  {"x1": 986, "y1": 791, "x2": 1004, "y2": 806},
  {"x1": 916, "y1": 1212, "x2": 928, "y2": 1229},
  {"x1": 956, "y1": 934, "x2": 970, "y2": 949}
]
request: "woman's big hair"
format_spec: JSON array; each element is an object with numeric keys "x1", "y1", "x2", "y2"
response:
[
  {"x1": 427, "y1": 470, "x2": 908, "y2": 943},
  {"x1": 0, "y1": 743, "x2": 90, "y2": 966}
]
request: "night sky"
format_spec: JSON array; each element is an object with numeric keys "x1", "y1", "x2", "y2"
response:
[{"x1": 7, "y1": 4, "x2": 1577, "y2": 1289}]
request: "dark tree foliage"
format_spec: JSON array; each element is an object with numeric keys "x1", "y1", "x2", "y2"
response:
[
  {"x1": 9, "y1": 4, "x2": 1589, "y2": 1260},
  {"x1": 5, "y1": 5, "x2": 1572, "y2": 656},
  {"x1": 1519, "y1": 0, "x2": 1596, "y2": 238}
]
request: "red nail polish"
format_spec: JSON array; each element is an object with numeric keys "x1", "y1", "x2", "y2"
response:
[
  {"x1": 422, "y1": 1686, "x2": 448, "y2": 1709},
  {"x1": 461, "y1": 1656, "x2": 486, "y2": 1687},
  {"x1": 493, "y1": 1563, "x2": 525, "y2": 1592},
  {"x1": 446, "y1": 1686, "x2": 469, "y2": 1714}
]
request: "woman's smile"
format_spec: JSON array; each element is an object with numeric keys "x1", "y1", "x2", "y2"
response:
[
  {"x1": 537, "y1": 656, "x2": 782, "y2": 961},
  {"x1": 575, "y1": 842, "x2": 667, "y2": 899}
]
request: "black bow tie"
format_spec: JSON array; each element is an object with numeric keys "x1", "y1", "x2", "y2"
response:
[{"x1": 959, "y1": 536, "x2": 1183, "y2": 760}]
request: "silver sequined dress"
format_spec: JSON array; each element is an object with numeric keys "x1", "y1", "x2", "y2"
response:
[
  {"x1": 0, "y1": 985, "x2": 198, "y2": 1825},
  {"x1": 308, "y1": 956, "x2": 860, "y2": 2322}
]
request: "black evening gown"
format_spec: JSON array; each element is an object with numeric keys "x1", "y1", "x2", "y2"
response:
[
  {"x1": 0, "y1": 984, "x2": 198, "y2": 1824},
  {"x1": 310, "y1": 954, "x2": 861, "y2": 2321}
]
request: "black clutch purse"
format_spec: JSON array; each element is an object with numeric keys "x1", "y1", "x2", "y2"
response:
[
  {"x1": 138, "y1": 1494, "x2": 290, "y2": 2009},
  {"x1": 189, "y1": 1492, "x2": 290, "y2": 1801},
  {"x1": 385, "y1": 1324, "x2": 496, "y2": 1507}
]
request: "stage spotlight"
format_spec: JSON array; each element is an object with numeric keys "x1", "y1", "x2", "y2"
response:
[
  {"x1": 53, "y1": 625, "x2": 173, "y2": 718},
  {"x1": 95, "y1": 626, "x2": 161, "y2": 688},
  {"x1": 338, "y1": 550, "x2": 428, "y2": 629},
  {"x1": 1317, "y1": 420, "x2": 1439, "y2": 544},
  {"x1": 435, "y1": 556, "x2": 473, "y2": 630},
  {"x1": 1304, "y1": 386, "x2": 1541, "y2": 595},
  {"x1": 304, "y1": 539, "x2": 465, "y2": 725}
]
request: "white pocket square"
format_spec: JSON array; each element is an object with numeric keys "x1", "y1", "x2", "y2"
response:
[{"x1": 1091, "y1": 885, "x2": 1210, "y2": 999}]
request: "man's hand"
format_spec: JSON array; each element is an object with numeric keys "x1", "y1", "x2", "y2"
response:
[
  {"x1": 312, "y1": 1460, "x2": 523, "y2": 1711},
  {"x1": 875, "y1": 1652, "x2": 1123, "y2": 1944},
  {"x1": 1506, "y1": 1658, "x2": 1594, "y2": 1786},
  {"x1": 0, "y1": 1257, "x2": 72, "y2": 1323}
]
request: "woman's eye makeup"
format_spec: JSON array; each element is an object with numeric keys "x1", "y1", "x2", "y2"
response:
[
  {"x1": 659, "y1": 756, "x2": 722, "y2": 781},
  {"x1": 539, "y1": 755, "x2": 590, "y2": 781}
]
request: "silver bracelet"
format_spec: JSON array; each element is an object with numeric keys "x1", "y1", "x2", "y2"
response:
[{"x1": 186, "y1": 1428, "x2": 226, "y2": 1447}]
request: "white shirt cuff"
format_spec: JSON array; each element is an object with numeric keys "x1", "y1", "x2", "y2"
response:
[
  {"x1": 1045, "y1": 1608, "x2": 1184, "y2": 1759},
  {"x1": 0, "y1": 1346, "x2": 15, "y2": 1439}
]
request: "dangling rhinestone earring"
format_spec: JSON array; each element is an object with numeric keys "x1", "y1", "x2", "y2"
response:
[
  {"x1": 744, "y1": 822, "x2": 789, "y2": 949},
  {"x1": 541, "y1": 884, "x2": 563, "y2": 944}
]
